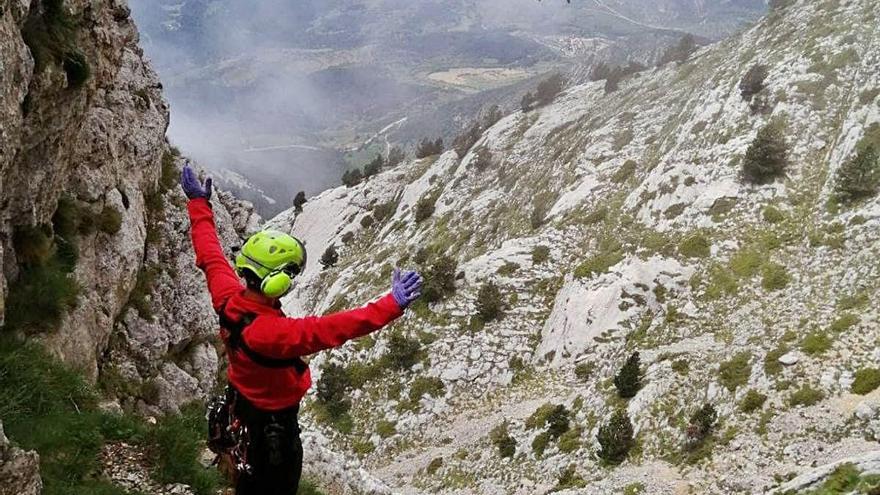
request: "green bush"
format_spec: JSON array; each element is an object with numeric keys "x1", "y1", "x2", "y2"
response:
[
  {"x1": 671, "y1": 359, "x2": 690, "y2": 375},
  {"x1": 97, "y1": 206, "x2": 122, "y2": 234},
  {"x1": 426, "y1": 457, "x2": 443, "y2": 475},
  {"x1": 762, "y1": 205, "x2": 786, "y2": 224},
  {"x1": 489, "y1": 422, "x2": 516, "y2": 458},
  {"x1": 476, "y1": 281, "x2": 503, "y2": 322},
  {"x1": 596, "y1": 409, "x2": 634, "y2": 464},
  {"x1": 151, "y1": 402, "x2": 221, "y2": 495},
  {"x1": 409, "y1": 376, "x2": 445, "y2": 403},
  {"x1": 532, "y1": 431, "x2": 551, "y2": 457},
  {"x1": 127, "y1": 265, "x2": 160, "y2": 321},
  {"x1": 574, "y1": 251, "x2": 624, "y2": 279},
  {"x1": 553, "y1": 464, "x2": 586, "y2": 490},
  {"x1": 320, "y1": 244, "x2": 339, "y2": 270},
  {"x1": 614, "y1": 352, "x2": 642, "y2": 398},
  {"x1": 764, "y1": 345, "x2": 788, "y2": 376},
  {"x1": 740, "y1": 389, "x2": 768, "y2": 413},
  {"x1": 742, "y1": 120, "x2": 789, "y2": 184},
  {"x1": 415, "y1": 137, "x2": 444, "y2": 159},
  {"x1": 376, "y1": 420, "x2": 397, "y2": 438},
  {"x1": 678, "y1": 233, "x2": 711, "y2": 258},
  {"x1": 851, "y1": 368, "x2": 880, "y2": 395},
  {"x1": 382, "y1": 332, "x2": 424, "y2": 370},
  {"x1": 761, "y1": 262, "x2": 790, "y2": 291},
  {"x1": 612, "y1": 160, "x2": 638, "y2": 183},
  {"x1": 574, "y1": 362, "x2": 594, "y2": 381},
  {"x1": 316, "y1": 363, "x2": 353, "y2": 421},
  {"x1": 421, "y1": 255, "x2": 457, "y2": 303},
  {"x1": 687, "y1": 403, "x2": 718, "y2": 445},
  {"x1": 414, "y1": 195, "x2": 437, "y2": 223},
  {"x1": 740, "y1": 64, "x2": 769, "y2": 101},
  {"x1": 525, "y1": 403, "x2": 556, "y2": 430},
  {"x1": 718, "y1": 352, "x2": 752, "y2": 392},
  {"x1": 834, "y1": 145, "x2": 880, "y2": 205},
  {"x1": 830, "y1": 313, "x2": 859, "y2": 333},
  {"x1": 789, "y1": 384, "x2": 824, "y2": 407},
  {"x1": 4, "y1": 258, "x2": 80, "y2": 333},
  {"x1": 557, "y1": 427, "x2": 582, "y2": 453},
  {"x1": 532, "y1": 245, "x2": 550, "y2": 264},
  {"x1": 546, "y1": 405, "x2": 571, "y2": 439},
  {"x1": 800, "y1": 331, "x2": 832, "y2": 356}
]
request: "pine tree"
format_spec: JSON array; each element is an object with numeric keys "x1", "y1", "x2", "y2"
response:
[
  {"x1": 546, "y1": 405, "x2": 571, "y2": 439},
  {"x1": 320, "y1": 244, "x2": 339, "y2": 270},
  {"x1": 363, "y1": 154, "x2": 384, "y2": 177},
  {"x1": 614, "y1": 352, "x2": 642, "y2": 398},
  {"x1": 422, "y1": 255, "x2": 457, "y2": 303},
  {"x1": 293, "y1": 191, "x2": 306, "y2": 213},
  {"x1": 341, "y1": 168, "x2": 363, "y2": 187},
  {"x1": 834, "y1": 145, "x2": 880, "y2": 205},
  {"x1": 476, "y1": 280, "x2": 503, "y2": 322},
  {"x1": 596, "y1": 409, "x2": 634, "y2": 464},
  {"x1": 742, "y1": 121, "x2": 789, "y2": 184},
  {"x1": 685, "y1": 403, "x2": 718, "y2": 448},
  {"x1": 386, "y1": 147, "x2": 406, "y2": 167}
]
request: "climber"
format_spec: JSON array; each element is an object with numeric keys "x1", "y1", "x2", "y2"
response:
[{"x1": 180, "y1": 164, "x2": 422, "y2": 495}]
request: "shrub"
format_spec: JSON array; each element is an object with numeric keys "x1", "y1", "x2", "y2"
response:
[
  {"x1": 830, "y1": 314, "x2": 859, "y2": 333},
  {"x1": 761, "y1": 262, "x2": 790, "y2": 291},
  {"x1": 522, "y1": 73, "x2": 566, "y2": 112},
  {"x1": 409, "y1": 376, "x2": 445, "y2": 403},
  {"x1": 596, "y1": 410, "x2": 634, "y2": 464},
  {"x1": 341, "y1": 168, "x2": 363, "y2": 187},
  {"x1": 686, "y1": 403, "x2": 718, "y2": 447},
  {"x1": 526, "y1": 403, "x2": 557, "y2": 430},
  {"x1": 612, "y1": 160, "x2": 638, "y2": 183},
  {"x1": 762, "y1": 205, "x2": 786, "y2": 224},
  {"x1": 316, "y1": 363, "x2": 352, "y2": 420},
  {"x1": 382, "y1": 332, "x2": 423, "y2": 370},
  {"x1": 740, "y1": 390, "x2": 768, "y2": 413},
  {"x1": 360, "y1": 215, "x2": 375, "y2": 229},
  {"x1": 293, "y1": 191, "x2": 307, "y2": 213},
  {"x1": 476, "y1": 281, "x2": 503, "y2": 322},
  {"x1": 152, "y1": 402, "x2": 221, "y2": 495},
  {"x1": 546, "y1": 405, "x2": 571, "y2": 439},
  {"x1": 415, "y1": 138, "x2": 444, "y2": 158},
  {"x1": 13, "y1": 224, "x2": 53, "y2": 267},
  {"x1": 557, "y1": 427, "x2": 582, "y2": 453},
  {"x1": 489, "y1": 422, "x2": 516, "y2": 458},
  {"x1": 159, "y1": 150, "x2": 179, "y2": 192},
  {"x1": 421, "y1": 255, "x2": 457, "y2": 303},
  {"x1": 834, "y1": 145, "x2": 880, "y2": 205},
  {"x1": 376, "y1": 420, "x2": 397, "y2": 438},
  {"x1": 678, "y1": 233, "x2": 711, "y2": 258},
  {"x1": 740, "y1": 64, "x2": 769, "y2": 100},
  {"x1": 4, "y1": 259, "x2": 80, "y2": 333},
  {"x1": 363, "y1": 154, "x2": 384, "y2": 178},
  {"x1": 453, "y1": 121, "x2": 483, "y2": 157},
  {"x1": 62, "y1": 50, "x2": 90, "y2": 88},
  {"x1": 800, "y1": 331, "x2": 831, "y2": 356},
  {"x1": 531, "y1": 245, "x2": 550, "y2": 264},
  {"x1": 426, "y1": 457, "x2": 443, "y2": 475},
  {"x1": 414, "y1": 195, "x2": 437, "y2": 223},
  {"x1": 320, "y1": 245, "x2": 339, "y2": 270},
  {"x1": 574, "y1": 251, "x2": 624, "y2": 279},
  {"x1": 742, "y1": 121, "x2": 789, "y2": 184},
  {"x1": 532, "y1": 431, "x2": 551, "y2": 457},
  {"x1": 718, "y1": 352, "x2": 752, "y2": 392},
  {"x1": 672, "y1": 359, "x2": 690, "y2": 375},
  {"x1": 658, "y1": 34, "x2": 698, "y2": 66},
  {"x1": 789, "y1": 384, "x2": 824, "y2": 407},
  {"x1": 97, "y1": 206, "x2": 122, "y2": 234},
  {"x1": 554, "y1": 464, "x2": 587, "y2": 490},
  {"x1": 574, "y1": 362, "x2": 594, "y2": 381},
  {"x1": 614, "y1": 352, "x2": 642, "y2": 398},
  {"x1": 851, "y1": 368, "x2": 880, "y2": 395}
]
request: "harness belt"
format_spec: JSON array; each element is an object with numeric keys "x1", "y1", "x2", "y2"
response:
[{"x1": 217, "y1": 304, "x2": 309, "y2": 374}]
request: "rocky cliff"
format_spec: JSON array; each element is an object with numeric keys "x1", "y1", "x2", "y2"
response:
[{"x1": 266, "y1": 0, "x2": 880, "y2": 493}]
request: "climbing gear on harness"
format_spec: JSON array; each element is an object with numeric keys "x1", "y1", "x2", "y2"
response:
[
  {"x1": 206, "y1": 387, "x2": 251, "y2": 477},
  {"x1": 234, "y1": 230, "x2": 307, "y2": 297},
  {"x1": 217, "y1": 303, "x2": 309, "y2": 373}
]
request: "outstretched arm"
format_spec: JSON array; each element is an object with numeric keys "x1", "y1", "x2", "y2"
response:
[
  {"x1": 244, "y1": 270, "x2": 423, "y2": 358},
  {"x1": 182, "y1": 165, "x2": 243, "y2": 310}
]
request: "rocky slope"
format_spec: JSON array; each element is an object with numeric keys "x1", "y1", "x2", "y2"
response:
[{"x1": 265, "y1": 0, "x2": 880, "y2": 493}]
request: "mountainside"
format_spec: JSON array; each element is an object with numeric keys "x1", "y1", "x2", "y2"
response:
[{"x1": 265, "y1": 0, "x2": 880, "y2": 493}]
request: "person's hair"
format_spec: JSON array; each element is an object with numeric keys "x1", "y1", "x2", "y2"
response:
[{"x1": 241, "y1": 269, "x2": 263, "y2": 291}]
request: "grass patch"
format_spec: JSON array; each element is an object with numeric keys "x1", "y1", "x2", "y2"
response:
[
  {"x1": 851, "y1": 368, "x2": 880, "y2": 395},
  {"x1": 789, "y1": 384, "x2": 824, "y2": 407},
  {"x1": 761, "y1": 262, "x2": 790, "y2": 291},
  {"x1": 718, "y1": 352, "x2": 752, "y2": 392},
  {"x1": 801, "y1": 331, "x2": 832, "y2": 356},
  {"x1": 678, "y1": 233, "x2": 711, "y2": 258},
  {"x1": 574, "y1": 251, "x2": 624, "y2": 279},
  {"x1": 764, "y1": 345, "x2": 789, "y2": 376},
  {"x1": 740, "y1": 389, "x2": 767, "y2": 413},
  {"x1": 151, "y1": 402, "x2": 222, "y2": 494},
  {"x1": 829, "y1": 314, "x2": 859, "y2": 333}
]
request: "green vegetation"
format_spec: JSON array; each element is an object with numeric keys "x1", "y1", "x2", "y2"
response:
[
  {"x1": 521, "y1": 73, "x2": 566, "y2": 112},
  {"x1": 557, "y1": 427, "x2": 582, "y2": 453},
  {"x1": 532, "y1": 245, "x2": 550, "y2": 264},
  {"x1": 476, "y1": 281, "x2": 503, "y2": 322},
  {"x1": 678, "y1": 232, "x2": 711, "y2": 258},
  {"x1": 0, "y1": 338, "x2": 220, "y2": 495},
  {"x1": 730, "y1": 247, "x2": 763, "y2": 278},
  {"x1": 789, "y1": 384, "x2": 824, "y2": 407},
  {"x1": 623, "y1": 483, "x2": 646, "y2": 495},
  {"x1": 742, "y1": 120, "x2": 789, "y2": 184},
  {"x1": 383, "y1": 332, "x2": 424, "y2": 371},
  {"x1": 98, "y1": 206, "x2": 123, "y2": 234},
  {"x1": 128, "y1": 265, "x2": 161, "y2": 321},
  {"x1": 740, "y1": 63, "x2": 769, "y2": 101},
  {"x1": 784, "y1": 462, "x2": 880, "y2": 495},
  {"x1": 426, "y1": 457, "x2": 443, "y2": 475},
  {"x1": 596, "y1": 410, "x2": 634, "y2": 465},
  {"x1": 762, "y1": 205, "x2": 786, "y2": 224},
  {"x1": 614, "y1": 352, "x2": 642, "y2": 398},
  {"x1": 851, "y1": 368, "x2": 880, "y2": 395},
  {"x1": 553, "y1": 464, "x2": 586, "y2": 491},
  {"x1": 574, "y1": 250, "x2": 624, "y2": 279},
  {"x1": 800, "y1": 331, "x2": 832, "y2": 356},
  {"x1": 320, "y1": 244, "x2": 339, "y2": 270},
  {"x1": 574, "y1": 362, "x2": 594, "y2": 381},
  {"x1": 718, "y1": 352, "x2": 752, "y2": 392},
  {"x1": 22, "y1": 0, "x2": 91, "y2": 88},
  {"x1": 612, "y1": 160, "x2": 638, "y2": 183},
  {"x1": 531, "y1": 431, "x2": 551, "y2": 457},
  {"x1": 489, "y1": 422, "x2": 516, "y2": 458},
  {"x1": 740, "y1": 390, "x2": 768, "y2": 413},
  {"x1": 546, "y1": 405, "x2": 571, "y2": 439},
  {"x1": 376, "y1": 419, "x2": 397, "y2": 438},
  {"x1": 671, "y1": 359, "x2": 690, "y2": 375},
  {"x1": 408, "y1": 376, "x2": 445, "y2": 404},
  {"x1": 526, "y1": 403, "x2": 557, "y2": 430},
  {"x1": 829, "y1": 314, "x2": 859, "y2": 333},
  {"x1": 761, "y1": 262, "x2": 790, "y2": 291},
  {"x1": 315, "y1": 362, "x2": 353, "y2": 430},
  {"x1": 414, "y1": 194, "x2": 438, "y2": 223},
  {"x1": 833, "y1": 145, "x2": 880, "y2": 205},
  {"x1": 764, "y1": 345, "x2": 788, "y2": 376},
  {"x1": 685, "y1": 403, "x2": 718, "y2": 449},
  {"x1": 421, "y1": 254, "x2": 457, "y2": 303},
  {"x1": 415, "y1": 137, "x2": 444, "y2": 159}
]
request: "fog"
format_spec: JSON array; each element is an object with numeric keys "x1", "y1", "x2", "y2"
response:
[{"x1": 128, "y1": 0, "x2": 765, "y2": 216}]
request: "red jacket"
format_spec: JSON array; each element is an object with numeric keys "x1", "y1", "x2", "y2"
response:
[{"x1": 187, "y1": 198, "x2": 404, "y2": 411}]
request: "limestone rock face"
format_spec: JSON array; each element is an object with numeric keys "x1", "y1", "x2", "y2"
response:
[{"x1": 0, "y1": 422, "x2": 41, "y2": 495}]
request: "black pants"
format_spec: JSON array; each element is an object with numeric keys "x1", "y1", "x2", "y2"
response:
[{"x1": 233, "y1": 394, "x2": 303, "y2": 495}]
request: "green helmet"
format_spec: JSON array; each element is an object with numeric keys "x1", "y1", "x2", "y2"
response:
[{"x1": 235, "y1": 230, "x2": 307, "y2": 297}]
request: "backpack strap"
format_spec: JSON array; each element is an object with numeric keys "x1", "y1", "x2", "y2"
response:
[{"x1": 218, "y1": 304, "x2": 309, "y2": 374}]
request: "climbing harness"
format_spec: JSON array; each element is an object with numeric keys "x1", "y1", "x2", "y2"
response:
[{"x1": 206, "y1": 387, "x2": 252, "y2": 476}]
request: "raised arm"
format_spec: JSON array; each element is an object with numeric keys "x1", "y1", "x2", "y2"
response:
[
  {"x1": 244, "y1": 270, "x2": 423, "y2": 358},
  {"x1": 182, "y1": 165, "x2": 243, "y2": 310}
]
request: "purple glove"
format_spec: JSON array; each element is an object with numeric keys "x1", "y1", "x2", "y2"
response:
[
  {"x1": 392, "y1": 268, "x2": 423, "y2": 309},
  {"x1": 181, "y1": 162, "x2": 212, "y2": 200}
]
